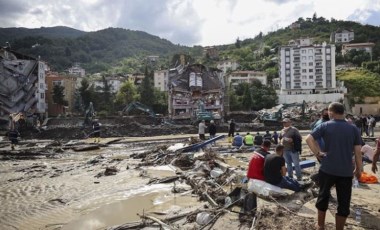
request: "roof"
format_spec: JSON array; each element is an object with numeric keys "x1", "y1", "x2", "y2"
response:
[
  {"x1": 170, "y1": 64, "x2": 223, "y2": 91},
  {"x1": 343, "y1": 43, "x2": 375, "y2": 48}
]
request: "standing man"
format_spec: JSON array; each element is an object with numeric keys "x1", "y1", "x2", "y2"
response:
[
  {"x1": 92, "y1": 119, "x2": 101, "y2": 143},
  {"x1": 372, "y1": 137, "x2": 380, "y2": 174},
  {"x1": 306, "y1": 102, "x2": 362, "y2": 230},
  {"x1": 228, "y1": 119, "x2": 236, "y2": 143},
  {"x1": 280, "y1": 118, "x2": 302, "y2": 181},
  {"x1": 8, "y1": 128, "x2": 19, "y2": 150},
  {"x1": 368, "y1": 115, "x2": 376, "y2": 137},
  {"x1": 198, "y1": 120, "x2": 207, "y2": 140},
  {"x1": 208, "y1": 120, "x2": 216, "y2": 140}
]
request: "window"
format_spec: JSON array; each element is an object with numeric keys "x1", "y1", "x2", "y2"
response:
[
  {"x1": 309, "y1": 62, "x2": 313, "y2": 66},
  {"x1": 302, "y1": 69, "x2": 307, "y2": 73},
  {"x1": 39, "y1": 73, "x2": 44, "y2": 79},
  {"x1": 308, "y1": 49, "x2": 313, "y2": 54},
  {"x1": 309, "y1": 82, "x2": 314, "y2": 86},
  {"x1": 302, "y1": 63, "x2": 306, "y2": 67},
  {"x1": 52, "y1": 80, "x2": 62, "y2": 86},
  {"x1": 309, "y1": 69, "x2": 313, "y2": 72},
  {"x1": 302, "y1": 56, "x2": 306, "y2": 60},
  {"x1": 308, "y1": 56, "x2": 314, "y2": 60},
  {"x1": 286, "y1": 82, "x2": 291, "y2": 89},
  {"x1": 295, "y1": 83, "x2": 300, "y2": 86},
  {"x1": 326, "y1": 55, "x2": 331, "y2": 60},
  {"x1": 302, "y1": 82, "x2": 307, "y2": 86},
  {"x1": 302, "y1": 75, "x2": 307, "y2": 79},
  {"x1": 286, "y1": 70, "x2": 290, "y2": 75},
  {"x1": 286, "y1": 77, "x2": 290, "y2": 81},
  {"x1": 326, "y1": 48, "x2": 331, "y2": 54},
  {"x1": 40, "y1": 83, "x2": 44, "y2": 89},
  {"x1": 40, "y1": 93, "x2": 44, "y2": 99},
  {"x1": 285, "y1": 51, "x2": 290, "y2": 56},
  {"x1": 286, "y1": 64, "x2": 290, "y2": 68},
  {"x1": 286, "y1": 57, "x2": 290, "y2": 62},
  {"x1": 309, "y1": 76, "x2": 314, "y2": 79},
  {"x1": 301, "y1": 50, "x2": 306, "y2": 54}
]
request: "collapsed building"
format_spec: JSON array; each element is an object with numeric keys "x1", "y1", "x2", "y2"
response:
[
  {"x1": 168, "y1": 64, "x2": 224, "y2": 122},
  {"x1": 0, "y1": 47, "x2": 47, "y2": 128}
]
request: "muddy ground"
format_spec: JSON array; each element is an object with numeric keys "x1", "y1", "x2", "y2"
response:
[{"x1": 0, "y1": 118, "x2": 379, "y2": 230}]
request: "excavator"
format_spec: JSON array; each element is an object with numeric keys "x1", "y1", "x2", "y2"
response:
[
  {"x1": 122, "y1": 101, "x2": 164, "y2": 124},
  {"x1": 191, "y1": 100, "x2": 221, "y2": 125},
  {"x1": 83, "y1": 102, "x2": 95, "y2": 126}
]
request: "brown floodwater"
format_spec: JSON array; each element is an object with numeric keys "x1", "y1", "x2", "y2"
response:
[{"x1": 0, "y1": 140, "x2": 198, "y2": 230}]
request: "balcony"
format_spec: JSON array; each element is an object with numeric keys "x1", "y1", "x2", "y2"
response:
[
  {"x1": 294, "y1": 72, "x2": 301, "y2": 76},
  {"x1": 293, "y1": 79, "x2": 301, "y2": 82},
  {"x1": 316, "y1": 85, "x2": 323, "y2": 88},
  {"x1": 293, "y1": 52, "x2": 300, "y2": 56},
  {"x1": 315, "y1": 78, "x2": 323, "y2": 82},
  {"x1": 293, "y1": 58, "x2": 300, "y2": 62},
  {"x1": 294, "y1": 86, "x2": 301, "y2": 89},
  {"x1": 293, "y1": 66, "x2": 300, "y2": 69}
]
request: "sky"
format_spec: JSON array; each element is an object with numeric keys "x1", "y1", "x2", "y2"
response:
[{"x1": 0, "y1": 0, "x2": 379, "y2": 46}]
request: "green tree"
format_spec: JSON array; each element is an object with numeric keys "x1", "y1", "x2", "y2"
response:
[
  {"x1": 79, "y1": 78, "x2": 95, "y2": 110},
  {"x1": 139, "y1": 68, "x2": 155, "y2": 107},
  {"x1": 241, "y1": 84, "x2": 253, "y2": 110},
  {"x1": 114, "y1": 80, "x2": 139, "y2": 109},
  {"x1": 52, "y1": 84, "x2": 68, "y2": 113}
]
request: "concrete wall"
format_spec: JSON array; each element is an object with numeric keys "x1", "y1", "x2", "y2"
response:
[{"x1": 278, "y1": 93, "x2": 344, "y2": 104}]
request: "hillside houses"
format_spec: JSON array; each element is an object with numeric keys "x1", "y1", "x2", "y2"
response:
[{"x1": 330, "y1": 29, "x2": 354, "y2": 43}]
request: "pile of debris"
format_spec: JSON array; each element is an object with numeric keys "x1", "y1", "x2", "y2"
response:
[{"x1": 108, "y1": 137, "x2": 323, "y2": 230}]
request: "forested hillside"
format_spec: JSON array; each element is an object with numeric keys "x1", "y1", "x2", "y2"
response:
[{"x1": 1, "y1": 27, "x2": 194, "y2": 73}]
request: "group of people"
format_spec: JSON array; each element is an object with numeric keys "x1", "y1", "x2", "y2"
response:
[
  {"x1": 245, "y1": 102, "x2": 379, "y2": 230},
  {"x1": 246, "y1": 117, "x2": 304, "y2": 192},
  {"x1": 230, "y1": 131, "x2": 279, "y2": 148}
]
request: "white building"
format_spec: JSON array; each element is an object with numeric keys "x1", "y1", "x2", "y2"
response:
[
  {"x1": 278, "y1": 39, "x2": 344, "y2": 103},
  {"x1": 342, "y1": 43, "x2": 375, "y2": 56},
  {"x1": 154, "y1": 70, "x2": 169, "y2": 91},
  {"x1": 227, "y1": 71, "x2": 267, "y2": 87},
  {"x1": 68, "y1": 63, "x2": 86, "y2": 77},
  {"x1": 92, "y1": 76, "x2": 126, "y2": 93},
  {"x1": 36, "y1": 61, "x2": 48, "y2": 114},
  {"x1": 330, "y1": 29, "x2": 354, "y2": 43},
  {"x1": 216, "y1": 60, "x2": 239, "y2": 73}
]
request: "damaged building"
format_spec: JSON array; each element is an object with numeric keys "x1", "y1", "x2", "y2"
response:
[
  {"x1": 168, "y1": 64, "x2": 224, "y2": 122},
  {"x1": 0, "y1": 47, "x2": 47, "y2": 127}
]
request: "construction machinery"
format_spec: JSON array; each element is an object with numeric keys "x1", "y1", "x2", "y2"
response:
[
  {"x1": 83, "y1": 102, "x2": 95, "y2": 126},
  {"x1": 122, "y1": 101, "x2": 167, "y2": 124},
  {"x1": 191, "y1": 100, "x2": 221, "y2": 125},
  {"x1": 260, "y1": 105, "x2": 283, "y2": 126}
]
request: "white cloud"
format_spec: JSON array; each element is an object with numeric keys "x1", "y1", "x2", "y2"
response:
[{"x1": 0, "y1": 0, "x2": 379, "y2": 46}]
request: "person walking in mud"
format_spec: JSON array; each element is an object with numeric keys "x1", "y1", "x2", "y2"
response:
[
  {"x1": 306, "y1": 102, "x2": 362, "y2": 230},
  {"x1": 92, "y1": 119, "x2": 101, "y2": 143},
  {"x1": 8, "y1": 128, "x2": 19, "y2": 150}
]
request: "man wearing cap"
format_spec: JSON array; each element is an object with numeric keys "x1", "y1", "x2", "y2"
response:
[{"x1": 280, "y1": 118, "x2": 302, "y2": 181}]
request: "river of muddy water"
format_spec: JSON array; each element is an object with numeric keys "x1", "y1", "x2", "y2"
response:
[{"x1": 0, "y1": 140, "x2": 199, "y2": 230}]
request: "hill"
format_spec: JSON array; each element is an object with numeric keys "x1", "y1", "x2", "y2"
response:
[
  {"x1": 0, "y1": 26, "x2": 85, "y2": 44},
  {"x1": 1, "y1": 27, "x2": 192, "y2": 73}
]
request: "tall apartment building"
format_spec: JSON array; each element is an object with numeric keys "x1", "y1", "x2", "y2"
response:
[
  {"x1": 279, "y1": 39, "x2": 339, "y2": 103},
  {"x1": 154, "y1": 70, "x2": 169, "y2": 91}
]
